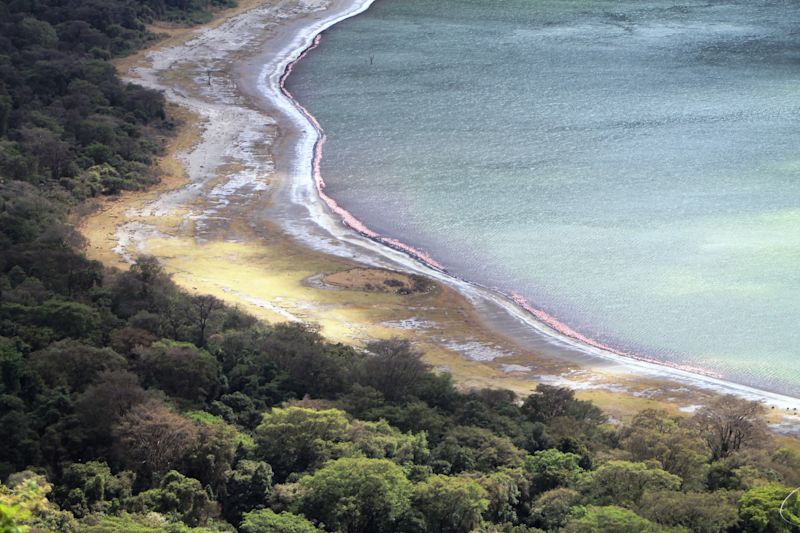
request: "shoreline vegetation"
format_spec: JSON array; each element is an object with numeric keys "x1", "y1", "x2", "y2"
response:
[{"x1": 1, "y1": 0, "x2": 800, "y2": 531}]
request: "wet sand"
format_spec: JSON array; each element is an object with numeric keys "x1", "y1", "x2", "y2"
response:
[{"x1": 77, "y1": 0, "x2": 800, "y2": 430}]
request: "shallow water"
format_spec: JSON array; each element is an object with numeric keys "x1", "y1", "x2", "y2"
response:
[{"x1": 286, "y1": 0, "x2": 800, "y2": 396}]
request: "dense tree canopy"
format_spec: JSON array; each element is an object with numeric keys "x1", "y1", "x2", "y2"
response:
[
  {"x1": 578, "y1": 460, "x2": 682, "y2": 508},
  {"x1": 240, "y1": 509, "x2": 320, "y2": 533},
  {"x1": 738, "y1": 483, "x2": 800, "y2": 533},
  {"x1": 562, "y1": 505, "x2": 662, "y2": 533},
  {"x1": 294, "y1": 458, "x2": 413, "y2": 533},
  {"x1": 0, "y1": 0, "x2": 797, "y2": 531},
  {"x1": 412, "y1": 474, "x2": 487, "y2": 533}
]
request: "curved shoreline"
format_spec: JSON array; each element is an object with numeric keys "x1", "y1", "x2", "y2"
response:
[
  {"x1": 279, "y1": 32, "x2": 447, "y2": 271},
  {"x1": 259, "y1": 0, "x2": 800, "y2": 408}
]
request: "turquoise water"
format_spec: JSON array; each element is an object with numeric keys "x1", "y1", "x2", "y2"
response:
[{"x1": 286, "y1": 0, "x2": 800, "y2": 395}]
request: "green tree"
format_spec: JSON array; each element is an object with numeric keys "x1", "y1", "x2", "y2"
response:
[
  {"x1": 639, "y1": 490, "x2": 738, "y2": 533},
  {"x1": 0, "y1": 96, "x2": 11, "y2": 137},
  {"x1": 135, "y1": 340, "x2": 222, "y2": 403},
  {"x1": 0, "y1": 474, "x2": 50, "y2": 533},
  {"x1": 17, "y1": 18, "x2": 58, "y2": 47},
  {"x1": 348, "y1": 418, "x2": 427, "y2": 466},
  {"x1": 294, "y1": 457, "x2": 413, "y2": 533},
  {"x1": 182, "y1": 412, "x2": 248, "y2": 496},
  {"x1": 111, "y1": 256, "x2": 175, "y2": 318},
  {"x1": 619, "y1": 409, "x2": 709, "y2": 489},
  {"x1": 364, "y1": 400, "x2": 450, "y2": 443},
  {"x1": 474, "y1": 469, "x2": 526, "y2": 524},
  {"x1": 54, "y1": 461, "x2": 133, "y2": 518},
  {"x1": 361, "y1": 339, "x2": 429, "y2": 402},
  {"x1": 79, "y1": 511, "x2": 230, "y2": 532},
  {"x1": 255, "y1": 407, "x2": 423, "y2": 481},
  {"x1": 255, "y1": 407, "x2": 352, "y2": 480},
  {"x1": 412, "y1": 474, "x2": 487, "y2": 533},
  {"x1": 29, "y1": 340, "x2": 125, "y2": 392},
  {"x1": 529, "y1": 488, "x2": 581, "y2": 531},
  {"x1": 220, "y1": 460, "x2": 273, "y2": 524},
  {"x1": 0, "y1": 338, "x2": 23, "y2": 394},
  {"x1": 578, "y1": 461, "x2": 681, "y2": 508},
  {"x1": 523, "y1": 449, "x2": 583, "y2": 494},
  {"x1": 431, "y1": 426, "x2": 524, "y2": 474},
  {"x1": 126, "y1": 470, "x2": 217, "y2": 527},
  {"x1": 706, "y1": 454, "x2": 772, "y2": 491},
  {"x1": 522, "y1": 384, "x2": 605, "y2": 426},
  {"x1": 0, "y1": 395, "x2": 40, "y2": 479},
  {"x1": 563, "y1": 505, "x2": 662, "y2": 533},
  {"x1": 34, "y1": 299, "x2": 100, "y2": 339},
  {"x1": 210, "y1": 392, "x2": 262, "y2": 430},
  {"x1": 738, "y1": 483, "x2": 800, "y2": 532},
  {"x1": 520, "y1": 385, "x2": 606, "y2": 453},
  {"x1": 770, "y1": 447, "x2": 800, "y2": 488},
  {"x1": 256, "y1": 323, "x2": 355, "y2": 398},
  {"x1": 0, "y1": 472, "x2": 77, "y2": 533},
  {"x1": 240, "y1": 509, "x2": 320, "y2": 533}
]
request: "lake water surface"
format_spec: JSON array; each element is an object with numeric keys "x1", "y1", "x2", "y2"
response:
[{"x1": 286, "y1": 0, "x2": 800, "y2": 396}]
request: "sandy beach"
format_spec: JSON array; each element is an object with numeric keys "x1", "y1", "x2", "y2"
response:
[{"x1": 77, "y1": 0, "x2": 800, "y2": 432}]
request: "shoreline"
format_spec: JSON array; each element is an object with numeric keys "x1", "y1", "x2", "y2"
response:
[
  {"x1": 254, "y1": 0, "x2": 800, "y2": 409},
  {"x1": 279, "y1": 32, "x2": 446, "y2": 271},
  {"x1": 76, "y1": 0, "x2": 800, "y2": 426}
]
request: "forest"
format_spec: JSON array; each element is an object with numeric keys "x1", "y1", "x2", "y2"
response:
[{"x1": 1, "y1": 0, "x2": 800, "y2": 531}]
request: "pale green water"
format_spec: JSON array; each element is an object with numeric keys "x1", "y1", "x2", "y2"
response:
[{"x1": 287, "y1": 0, "x2": 800, "y2": 395}]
